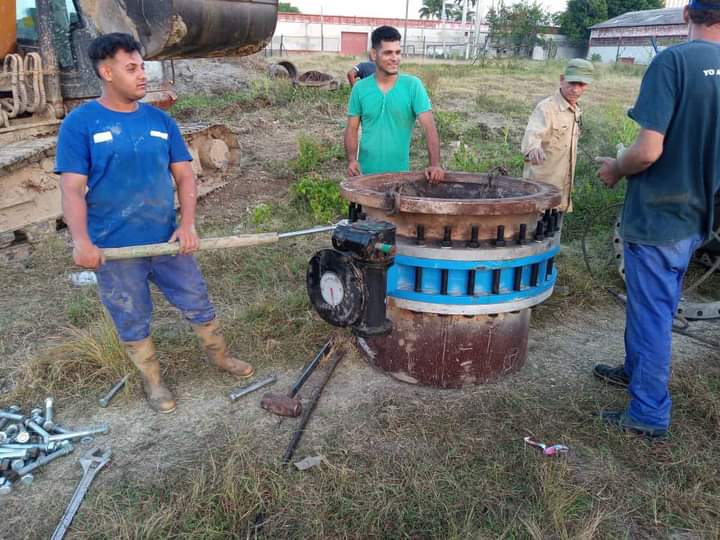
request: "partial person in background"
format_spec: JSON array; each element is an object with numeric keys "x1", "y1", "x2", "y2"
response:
[
  {"x1": 520, "y1": 59, "x2": 594, "y2": 214},
  {"x1": 347, "y1": 57, "x2": 376, "y2": 86}
]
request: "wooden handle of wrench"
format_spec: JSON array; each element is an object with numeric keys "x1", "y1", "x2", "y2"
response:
[{"x1": 102, "y1": 232, "x2": 280, "y2": 260}]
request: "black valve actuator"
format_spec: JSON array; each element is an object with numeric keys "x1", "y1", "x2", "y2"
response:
[{"x1": 307, "y1": 219, "x2": 396, "y2": 337}]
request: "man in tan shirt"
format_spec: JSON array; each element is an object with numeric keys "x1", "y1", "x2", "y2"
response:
[{"x1": 521, "y1": 59, "x2": 594, "y2": 212}]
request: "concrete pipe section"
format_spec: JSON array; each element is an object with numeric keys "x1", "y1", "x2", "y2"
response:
[{"x1": 341, "y1": 172, "x2": 562, "y2": 388}]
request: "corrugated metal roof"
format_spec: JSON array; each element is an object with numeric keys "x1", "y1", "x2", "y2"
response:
[{"x1": 590, "y1": 8, "x2": 685, "y2": 29}]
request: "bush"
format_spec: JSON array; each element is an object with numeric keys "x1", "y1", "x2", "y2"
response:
[
  {"x1": 291, "y1": 173, "x2": 348, "y2": 223},
  {"x1": 250, "y1": 203, "x2": 273, "y2": 227},
  {"x1": 291, "y1": 135, "x2": 344, "y2": 176}
]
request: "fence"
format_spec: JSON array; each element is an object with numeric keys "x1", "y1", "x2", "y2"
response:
[{"x1": 264, "y1": 34, "x2": 490, "y2": 60}]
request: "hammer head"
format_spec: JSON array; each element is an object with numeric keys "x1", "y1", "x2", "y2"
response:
[{"x1": 260, "y1": 393, "x2": 302, "y2": 417}]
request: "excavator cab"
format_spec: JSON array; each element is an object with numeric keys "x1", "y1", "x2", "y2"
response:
[{"x1": 4, "y1": 0, "x2": 278, "y2": 118}]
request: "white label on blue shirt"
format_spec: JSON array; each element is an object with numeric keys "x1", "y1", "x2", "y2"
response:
[
  {"x1": 150, "y1": 130, "x2": 168, "y2": 140},
  {"x1": 93, "y1": 131, "x2": 113, "y2": 143}
]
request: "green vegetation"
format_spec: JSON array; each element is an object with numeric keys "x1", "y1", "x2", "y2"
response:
[
  {"x1": 419, "y1": 0, "x2": 479, "y2": 21},
  {"x1": 559, "y1": 0, "x2": 663, "y2": 47},
  {"x1": 290, "y1": 134, "x2": 344, "y2": 176},
  {"x1": 171, "y1": 79, "x2": 352, "y2": 122},
  {"x1": 292, "y1": 172, "x2": 348, "y2": 223},
  {"x1": 250, "y1": 203, "x2": 273, "y2": 227},
  {"x1": 487, "y1": 1, "x2": 553, "y2": 56},
  {"x1": 3, "y1": 56, "x2": 719, "y2": 539},
  {"x1": 434, "y1": 110, "x2": 463, "y2": 140},
  {"x1": 450, "y1": 141, "x2": 525, "y2": 177},
  {"x1": 278, "y1": 2, "x2": 299, "y2": 13}
]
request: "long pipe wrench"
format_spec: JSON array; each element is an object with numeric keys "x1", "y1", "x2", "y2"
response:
[{"x1": 51, "y1": 448, "x2": 112, "y2": 540}]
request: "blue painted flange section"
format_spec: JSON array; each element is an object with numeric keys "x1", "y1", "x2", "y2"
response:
[{"x1": 387, "y1": 246, "x2": 559, "y2": 306}]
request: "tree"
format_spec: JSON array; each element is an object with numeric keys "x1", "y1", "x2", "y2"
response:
[
  {"x1": 606, "y1": 0, "x2": 663, "y2": 19},
  {"x1": 558, "y1": 0, "x2": 663, "y2": 47},
  {"x1": 419, "y1": 0, "x2": 445, "y2": 19},
  {"x1": 558, "y1": 0, "x2": 608, "y2": 47},
  {"x1": 419, "y1": 0, "x2": 478, "y2": 21},
  {"x1": 487, "y1": 1, "x2": 551, "y2": 56},
  {"x1": 278, "y1": 2, "x2": 300, "y2": 13}
]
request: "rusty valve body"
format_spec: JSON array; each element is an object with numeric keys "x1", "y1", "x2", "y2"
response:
[{"x1": 340, "y1": 172, "x2": 562, "y2": 388}]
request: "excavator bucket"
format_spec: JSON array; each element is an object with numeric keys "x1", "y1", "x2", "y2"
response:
[{"x1": 79, "y1": 0, "x2": 278, "y2": 59}]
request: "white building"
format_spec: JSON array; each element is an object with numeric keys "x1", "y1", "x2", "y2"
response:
[
  {"x1": 588, "y1": 8, "x2": 687, "y2": 64},
  {"x1": 269, "y1": 12, "x2": 584, "y2": 61},
  {"x1": 269, "y1": 12, "x2": 483, "y2": 58}
]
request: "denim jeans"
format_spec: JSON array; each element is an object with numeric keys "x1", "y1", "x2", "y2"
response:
[
  {"x1": 623, "y1": 234, "x2": 704, "y2": 429},
  {"x1": 95, "y1": 254, "x2": 215, "y2": 342}
]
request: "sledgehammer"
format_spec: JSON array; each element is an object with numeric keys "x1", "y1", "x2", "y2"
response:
[{"x1": 260, "y1": 339, "x2": 333, "y2": 417}]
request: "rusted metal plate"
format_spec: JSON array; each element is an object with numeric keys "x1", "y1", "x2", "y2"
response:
[
  {"x1": 358, "y1": 301, "x2": 529, "y2": 388},
  {"x1": 341, "y1": 172, "x2": 561, "y2": 218},
  {"x1": 362, "y1": 207, "x2": 541, "y2": 242}
]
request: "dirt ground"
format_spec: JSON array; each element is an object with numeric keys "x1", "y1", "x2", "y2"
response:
[
  {"x1": 1, "y1": 304, "x2": 716, "y2": 538},
  {"x1": 1, "y1": 54, "x2": 719, "y2": 538}
]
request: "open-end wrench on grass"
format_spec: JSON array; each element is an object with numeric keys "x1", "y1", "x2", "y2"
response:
[{"x1": 51, "y1": 448, "x2": 112, "y2": 540}]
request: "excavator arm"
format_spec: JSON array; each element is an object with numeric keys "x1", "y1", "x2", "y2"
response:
[{"x1": 78, "y1": 0, "x2": 278, "y2": 60}]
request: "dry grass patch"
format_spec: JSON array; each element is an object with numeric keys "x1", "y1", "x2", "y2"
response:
[{"x1": 73, "y1": 369, "x2": 720, "y2": 538}]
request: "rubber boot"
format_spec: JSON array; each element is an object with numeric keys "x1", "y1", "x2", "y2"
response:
[
  {"x1": 191, "y1": 319, "x2": 255, "y2": 378},
  {"x1": 123, "y1": 338, "x2": 177, "y2": 414}
]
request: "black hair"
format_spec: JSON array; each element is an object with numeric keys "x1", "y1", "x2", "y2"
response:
[
  {"x1": 689, "y1": 4, "x2": 720, "y2": 26},
  {"x1": 371, "y1": 26, "x2": 402, "y2": 49},
  {"x1": 87, "y1": 33, "x2": 143, "y2": 78}
]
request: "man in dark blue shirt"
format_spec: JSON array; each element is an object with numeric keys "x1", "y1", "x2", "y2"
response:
[
  {"x1": 594, "y1": 1, "x2": 720, "y2": 437},
  {"x1": 57, "y1": 33, "x2": 254, "y2": 414},
  {"x1": 347, "y1": 59, "x2": 376, "y2": 87}
]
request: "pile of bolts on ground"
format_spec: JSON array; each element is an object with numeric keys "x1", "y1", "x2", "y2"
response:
[{"x1": 0, "y1": 400, "x2": 108, "y2": 494}]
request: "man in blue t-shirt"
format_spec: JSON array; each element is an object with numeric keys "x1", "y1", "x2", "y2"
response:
[
  {"x1": 594, "y1": 1, "x2": 720, "y2": 438},
  {"x1": 57, "y1": 33, "x2": 254, "y2": 414}
]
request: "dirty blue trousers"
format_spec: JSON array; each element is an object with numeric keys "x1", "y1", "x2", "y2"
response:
[
  {"x1": 95, "y1": 255, "x2": 215, "y2": 342},
  {"x1": 623, "y1": 234, "x2": 703, "y2": 429}
]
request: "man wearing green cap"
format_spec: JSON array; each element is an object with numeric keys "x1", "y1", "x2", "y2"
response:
[{"x1": 521, "y1": 58, "x2": 594, "y2": 213}]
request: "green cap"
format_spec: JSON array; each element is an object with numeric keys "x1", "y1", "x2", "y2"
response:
[{"x1": 564, "y1": 58, "x2": 594, "y2": 84}]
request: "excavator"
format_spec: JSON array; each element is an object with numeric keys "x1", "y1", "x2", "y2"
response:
[{"x1": 0, "y1": 0, "x2": 278, "y2": 261}]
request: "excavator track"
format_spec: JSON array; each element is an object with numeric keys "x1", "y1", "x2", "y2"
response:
[{"x1": 0, "y1": 123, "x2": 241, "y2": 263}]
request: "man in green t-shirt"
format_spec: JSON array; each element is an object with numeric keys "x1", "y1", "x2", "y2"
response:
[{"x1": 344, "y1": 26, "x2": 445, "y2": 182}]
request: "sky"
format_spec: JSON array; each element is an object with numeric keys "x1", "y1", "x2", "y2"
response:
[{"x1": 290, "y1": 0, "x2": 570, "y2": 18}]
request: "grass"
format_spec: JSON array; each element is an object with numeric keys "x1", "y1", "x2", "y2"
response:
[
  {"x1": 291, "y1": 173, "x2": 348, "y2": 223},
  {"x1": 11, "y1": 312, "x2": 133, "y2": 404},
  {"x1": 74, "y1": 364, "x2": 720, "y2": 538},
  {"x1": 290, "y1": 134, "x2": 345, "y2": 176},
  {"x1": 172, "y1": 78, "x2": 352, "y2": 123},
  {"x1": 2, "y1": 54, "x2": 719, "y2": 539}
]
